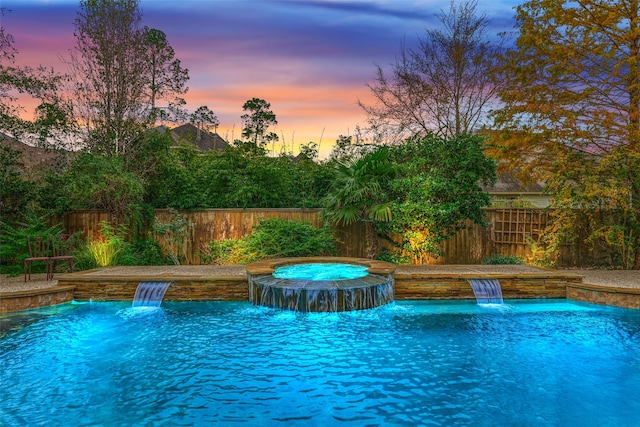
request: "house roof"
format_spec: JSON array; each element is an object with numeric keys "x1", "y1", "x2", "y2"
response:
[
  {"x1": 170, "y1": 123, "x2": 228, "y2": 151},
  {"x1": 483, "y1": 173, "x2": 546, "y2": 194},
  {"x1": 0, "y1": 134, "x2": 66, "y2": 175}
]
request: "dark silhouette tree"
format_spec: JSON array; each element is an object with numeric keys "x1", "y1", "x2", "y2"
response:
[
  {"x1": 240, "y1": 97, "x2": 279, "y2": 149},
  {"x1": 360, "y1": 0, "x2": 502, "y2": 140}
]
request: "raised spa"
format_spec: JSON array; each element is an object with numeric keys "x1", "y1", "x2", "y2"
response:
[{"x1": 246, "y1": 258, "x2": 396, "y2": 312}]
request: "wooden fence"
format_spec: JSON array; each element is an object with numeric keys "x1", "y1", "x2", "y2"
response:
[{"x1": 56, "y1": 208, "x2": 586, "y2": 266}]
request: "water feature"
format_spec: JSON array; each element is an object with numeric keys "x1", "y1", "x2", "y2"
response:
[
  {"x1": 132, "y1": 281, "x2": 172, "y2": 307},
  {"x1": 468, "y1": 278, "x2": 504, "y2": 304},
  {"x1": 1, "y1": 300, "x2": 639, "y2": 426},
  {"x1": 248, "y1": 262, "x2": 394, "y2": 312}
]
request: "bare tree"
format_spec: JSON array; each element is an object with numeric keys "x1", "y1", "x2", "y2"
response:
[
  {"x1": 65, "y1": 0, "x2": 188, "y2": 156},
  {"x1": 360, "y1": 0, "x2": 502, "y2": 140}
]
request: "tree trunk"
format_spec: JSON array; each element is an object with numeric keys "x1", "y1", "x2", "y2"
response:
[{"x1": 365, "y1": 221, "x2": 379, "y2": 259}]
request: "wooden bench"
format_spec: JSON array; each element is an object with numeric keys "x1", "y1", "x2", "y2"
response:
[{"x1": 23, "y1": 234, "x2": 74, "y2": 282}]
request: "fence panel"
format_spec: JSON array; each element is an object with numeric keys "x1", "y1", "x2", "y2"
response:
[{"x1": 57, "y1": 208, "x2": 591, "y2": 266}]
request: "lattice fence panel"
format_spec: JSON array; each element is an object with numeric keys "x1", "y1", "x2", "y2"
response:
[{"x1": 492, "y1": 208, "x2": 549, "y2": 245}]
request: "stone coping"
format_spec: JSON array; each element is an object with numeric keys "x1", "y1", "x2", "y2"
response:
[
  {"x1": 394, "y1": 264, "x2": 583, "y2": 279},
  {"x1": 0, "y1": 285, "x2": 76, "y2": 298},
  {"x1": 246, "y1": 257, "x2": 396, "y2": 276},
  {"x1": 567, "y1": 282, "x2": 640, "y2": 295},
  {"x1": 56, "y1": 265, "x2": 247, "y2": 283}
]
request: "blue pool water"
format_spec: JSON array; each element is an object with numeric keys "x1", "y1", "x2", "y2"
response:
[
  {"x1": 1, "y1": 300, "x2": 640, "y2": 426},
  {"x1": 273, "y1": 263, "x2": 369, "y2": 280}
]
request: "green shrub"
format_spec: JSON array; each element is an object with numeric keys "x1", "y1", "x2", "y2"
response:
[
  {"x1": 483, "y1": 254, "x2": 525, "y2": 265},
  {"x1": 376, "y1": 249, "x2": 412, "y2": 265},
  {"x1": 246, "y1": 218, "x2": 338, "y2": 259},
  {"x1": 199, "y1": 239, "x2": 251, "y2": 265},
  {"x1": 200, "y1": 218, "x2": 338, "y2": 265},
  {"x1": 129, "y1": 238, "x2": 165, "y2": 266}
]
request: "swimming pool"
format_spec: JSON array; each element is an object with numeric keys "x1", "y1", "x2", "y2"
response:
[{"x1": 1, "y1": 300, "x2": 639, "y2": 426}]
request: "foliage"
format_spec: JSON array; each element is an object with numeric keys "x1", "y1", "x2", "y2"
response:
[
  {"x1": 525, "y1": 233, "x2": 561, "y2": 269},
  {"x1": 190, "y1": 106, "x2": 219, "y2": 133},
  {"x1": 322, "y1": 146, "x2": 394, "y2": 258},
  {"x1": 153, "y1": 208, "x2": 193, "y2": 265},
  {"x1": 199, "y1": 218, "x2": 338, "y2": 265},
  {"x1": 199, "y1": 239, "x2": 249, "y2": 266},
  {"x1": 61, "y1": 153, "x2": 145, "y2": 218},
  {"x1": 384, "y1": 133, "x2": 496, "y2": 262},
  {"x1": 127, "y1": 238, "x2": 165, "y2": 266},
  {"x1": 0, "y1": 144, "x2": 32, "y2": 220},
  {"x1": 360, "y1": 0, "x2": 503, "y2": 141},
  {"x1": 0, "y1": 8, "x2": 72, "y2": 147},
  {"x1": 376, "y1": 249, "x2": 412, "y2": 265},
  {"x1": 245, "y1": 218, "x2": 338, "y2": 259},
  {"x1": 483, "y1": 254, "x2": 524, "y2": 265},
  {"x1": 0, "y1": 213, "x2": 64, "y2": 276},
  {"x1": 86, "y1": 224, "x2": 124, "y2": 267},
  {"x1": 143, "y1": 27, "x2": 189, "y2": 124},
  {"x1": 492, "y1": 0, "x2": 640, "y2": 268},
  {"x1": 146, "y1": 145, "x2": 333, "y2": 209}
]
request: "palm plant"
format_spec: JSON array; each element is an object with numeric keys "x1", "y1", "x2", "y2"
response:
[{"x1": 323, "y1": 146, "x2": 394, "y2": 258}]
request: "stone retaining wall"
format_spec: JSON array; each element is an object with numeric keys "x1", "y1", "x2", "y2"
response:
[
  {"x1": 0, "y1": 286, "x2": 76, "y2": 312},
  {"x1": 2, "y1": 268, "x2": 637, "y2": 312}
]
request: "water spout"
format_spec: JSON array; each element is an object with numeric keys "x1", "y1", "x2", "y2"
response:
[
  {"x1": 468, "y1": 279, "x2": 503, "y2": 304},
  {"x1": 132, "y1": 282, "x2": 173, "y2": 307}
]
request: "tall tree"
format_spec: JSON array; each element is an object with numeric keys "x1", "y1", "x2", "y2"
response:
[
  {"x1": 66, "y1": 0, "x2": 188, "y2": 156},
  {"x1": 240, "y1": 97, "x2": 279, "y2": 148},
  {"x1": 492, "y1": 0, "x2": 640, "y2": 268},
  {"x1": 0, "y1": 8, "x2": 71, "y2": 147},
  {"x1": 143, "y1": 27, "x2": 189, "y2": 125},
  {"x1": 360, "y1": 0, "x2": 502, "y2": 140}
]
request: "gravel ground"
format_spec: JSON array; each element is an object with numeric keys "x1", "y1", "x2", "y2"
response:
[{"x1": 1, "y1": 267, "x2": 638, "y2": 293}]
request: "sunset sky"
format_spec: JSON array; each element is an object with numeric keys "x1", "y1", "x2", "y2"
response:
[{"x1": 3, "y1": 0, "x2": 518, "y2": 156}]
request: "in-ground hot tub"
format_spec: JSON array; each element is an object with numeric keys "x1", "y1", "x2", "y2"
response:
[{"x1": 246, "y1": 257, "x2": 396, "y2": 312}]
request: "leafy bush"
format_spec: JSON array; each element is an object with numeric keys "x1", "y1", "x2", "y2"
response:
[
  {"x1": 200, "y1": 218, "x2": 338, "y2": 265},
  {"x1": 247, "y1": 218, "x2": 338, "y2": 259},
  {"x1": 376, "y1": 249, "x2": 412, "y2": 265},
  {"x1": 483, "y1": 254, "x2": 525, "y2": 265},
  {"x1": 199, "y1": 239, "x2": 251, "y2": 265},
  {"x1": 384, "y1": 134, "x2": 497, "y2": 262},
  {"x1": 129, "y1": 238, "x2": 165, "y2": 266}
]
